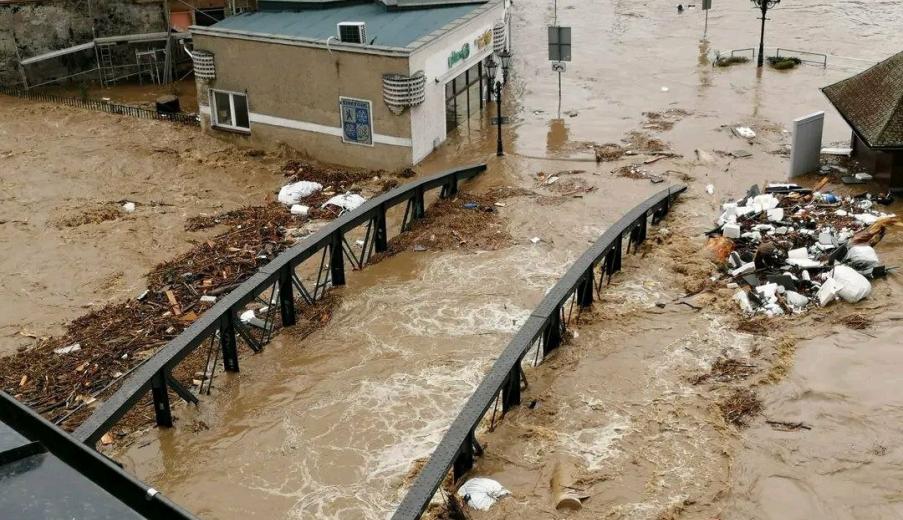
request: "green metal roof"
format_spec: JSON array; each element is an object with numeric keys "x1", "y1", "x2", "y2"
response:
[{"x1": 207, "y1": 2, "x2": 488, "y2": 49}]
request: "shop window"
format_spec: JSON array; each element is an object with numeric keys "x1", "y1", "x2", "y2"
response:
[{"x1": 212, "y1": 90, "x2": 250, "y2": 132}]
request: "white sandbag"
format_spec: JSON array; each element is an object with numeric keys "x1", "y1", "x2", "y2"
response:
[
  {"x1": 755, "y1": 283, "x2": 779, "y2": 302},
  {"x1": 290, "y1": 204, "x2": 310, "y2": 217},
  {"x1": 831, "y1": 264, "x2": 871, "y2": 303},
  {"x1": 734, "y1": 290, "x2": 754, "y2": 313},
  {"x1": 278, "y1": 181, "x2": 323, "y2": 205},
  {"x1": 844, "y1": 245, "x2": 879, "y2": 274},
  {"x1": 853, "y1": 213, "x2": 880, "y2": 225},
  {"x1": 817, "y1": 278, "x2": 840, "y2": 307},
  {"x1": 323, "y1": 193, "x2": 366, "y2": 212},
  {"x1": 785, "y1": 290, "x2": 809, "y2": 309},
  {"x1": 239, "y1": 309, "x2": 269, "y2": 330},
  {"x1": 735, "y1": 126, "x2": 756, "y2": 139},
  {"x1": 457, "y1": 478, "x2": 510, "y2": 511},
  {"x1": 750, "y1": 194, "x2": 779, "y2": 212}
]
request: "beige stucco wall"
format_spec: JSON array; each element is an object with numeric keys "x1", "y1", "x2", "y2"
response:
[{"x1": 193, "y1": 34, "x2": 414, "y2": 170}]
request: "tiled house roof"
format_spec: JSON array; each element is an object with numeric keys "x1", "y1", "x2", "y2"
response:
[{"x1": 822, "y1": 51, "x2": 903, "y2": 150}]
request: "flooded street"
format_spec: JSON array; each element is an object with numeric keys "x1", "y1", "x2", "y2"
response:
[
  {"x1": 118, "y1": 0, "x2": 903, "y2": 518},
  {"x1": 3, "y1": 0, "x2": 902, "y2": 518}
]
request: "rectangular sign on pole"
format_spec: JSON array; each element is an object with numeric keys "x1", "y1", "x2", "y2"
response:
[
  {"x1": 702, "y1": 0, "x2": 712, "y2": 10},
  {"x1": 548, "y1": 26, "x2": 572, "y2": 62}
]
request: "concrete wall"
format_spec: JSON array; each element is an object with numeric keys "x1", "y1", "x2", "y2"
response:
[
  {"x1": 408, "y1": 1, "x2": 504, "y2": 163},
  {"x1": 193, "y1": 33, "x2": 414, "y2": 170},
  {"x1": 0, "y1": 0, "x2": 167, "y2": 86}
]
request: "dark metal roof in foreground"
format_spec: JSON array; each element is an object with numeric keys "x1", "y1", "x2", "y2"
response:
[
  {"x1": 822, "y1": 50, "x2": 903, "y2": 150},
  {"x1": 0, "y1": 392, "x2": 196, "y2": 520}
]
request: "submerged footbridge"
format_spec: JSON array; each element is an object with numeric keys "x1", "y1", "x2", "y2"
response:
[
  {"x1": 393, "y1": 184, "x2": 686, "y2": 519},
  {"x1": 74, "y1": 163, "x2": 488, "y2": 446},
  {"x1": 3, "y1": 170, "x2": 684, "y2": 518}
]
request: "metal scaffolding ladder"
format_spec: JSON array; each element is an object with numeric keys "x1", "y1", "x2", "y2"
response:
[
  {"x1": 135, "y1": 49, "x2": 161, "y2": 86},
  {"x1": 97, "y1": 43, "x2": 115, "y2": 85}
]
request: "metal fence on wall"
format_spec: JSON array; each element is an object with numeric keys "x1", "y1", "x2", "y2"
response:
[
  {"x1": 0, "y1": 87, "x2": 199, "y2": 126},
  {"x1": 392, "y1": 184, "x2": 687, "y2": 520}
]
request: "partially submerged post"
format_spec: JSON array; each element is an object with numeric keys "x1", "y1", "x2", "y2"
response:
[{"x1": 751, "y1": 0, "x2": 781, "y2": 68}]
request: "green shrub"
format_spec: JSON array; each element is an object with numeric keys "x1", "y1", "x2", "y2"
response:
[
  {"x1": 715, "y1": 55, "x2": 751, "y2": 67},
  {"x1": 767, "y1": 56, "x2": 802, "y2": 70}
]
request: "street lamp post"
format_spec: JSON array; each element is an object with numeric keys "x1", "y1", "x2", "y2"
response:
[
  {"x1": 489, "y1": 50, "x2": 513, "y2": 157},
  {"x1": 485, "y1": 56, "x2": 497, "y2": 102},
  {"x1": 752, "y1": 0, "x2": 780, "y2": 68},
  {"x1": 495, "y1": 81, "x2": 503, "y2": 156}
]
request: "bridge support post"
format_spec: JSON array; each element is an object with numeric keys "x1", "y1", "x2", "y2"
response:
[
  {"x1": 278, "y1": 267, "x2": 296, "y2": 326},
  {"x1": 413, "y1": 187, "x2": 425, "y2": 219},
  {"x1": 150, "y1": 371, "x2": 173, "y2": 428},
  {"x1": 453, "y1": 430, "x2": 477, "y2": 481},
  {"x1": 577, "y1": 270, "x2": 594, "y2": 307},
  {"x1": 220, "y1": 313, "x2": 239, "y2": 372},
  {"x1": 502, "y1": 365, "x2": 521, "y2": 411},
  {"x1": 330, "y1": 233, "x2": 346, "y2": 286},
  {"x1": 374, "y1": 207, "x2": 388, "y2": 253},
  {"x1": 442, "y1": 175, "x2": 458, "y2": 198},
  {"x1": 543, "y1": 308, "x2": 562, "y2": 356}
]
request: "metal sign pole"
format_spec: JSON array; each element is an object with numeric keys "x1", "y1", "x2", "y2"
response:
[{"x1": 548, "y1": 26, "x2": 570, "y2": 118}]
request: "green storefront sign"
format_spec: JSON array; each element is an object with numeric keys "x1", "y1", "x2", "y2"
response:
[{"x1": 448, "y1": 43, "x2": 471, "y2": 69}]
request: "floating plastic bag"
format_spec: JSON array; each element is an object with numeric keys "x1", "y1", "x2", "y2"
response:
[
  {"x1": 278, "y1": 181, "x2": 323, "y2": 205},
  {"x1": 831, "y1": 264, "x2": 871, "y2": 303},
  {"x1": 323, "y1": 193, "x2": 366, "y2": 212},
  {"x1": 735, "y1": 126, "x2": 756, "y2": 139},
  {"x1": 457, "y1": 478, "x2": 510, "y2": 511},
  {"x1": 844, "y1": 245, "x2": 880, "y2": 275}
]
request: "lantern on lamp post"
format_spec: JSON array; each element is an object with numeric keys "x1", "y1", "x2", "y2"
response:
[
  {"x1": 751, "y1": 0, "x2": 780, "y2": 68},
  {"x1": 485, "y1": 55, "x2": 498, "y2": 102}
]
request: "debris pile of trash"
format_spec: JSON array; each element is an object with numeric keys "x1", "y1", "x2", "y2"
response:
[{"x1": 708, "y1": 183, "x2": 899, "y2": 316}]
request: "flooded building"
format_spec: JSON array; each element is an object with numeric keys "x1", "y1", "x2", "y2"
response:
[
  {"x1": 190, "y1": 0, "x2": 509, "y2": 169},
  {"x1": 822, "y1": 50, "x2": 903, "y2": 192}
]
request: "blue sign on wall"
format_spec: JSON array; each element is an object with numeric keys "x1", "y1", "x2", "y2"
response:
[{"x1": 339, "y1": 97, "x2": 373, "y2": 146}]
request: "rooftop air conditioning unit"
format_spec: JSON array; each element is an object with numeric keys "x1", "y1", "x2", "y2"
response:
[{"x1": 338, "y1": 22, "x2": 367, "y2": 44}]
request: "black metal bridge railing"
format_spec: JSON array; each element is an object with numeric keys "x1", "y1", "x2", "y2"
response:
[
  {"x1": 0, "y1": 87, "x2": 200, "y2": 126},
  {"x1": 392, "y1": 184, "x2": 686, "y2": 520},
  {"x1": 73, "y1": 164, "x2": 486, "y2": 447}
]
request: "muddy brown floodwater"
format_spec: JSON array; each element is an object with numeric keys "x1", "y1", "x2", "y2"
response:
[
  {"x1": 5, "y1": 0, "x2": 903, "y2": 519},
  {"x1": 0, "y1": 98, "x2": 286, "y2": 357}
]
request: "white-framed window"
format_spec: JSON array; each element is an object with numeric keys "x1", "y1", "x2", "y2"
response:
[{"x1": 211, "y1": 89, "x2": 250, "y2": 132}]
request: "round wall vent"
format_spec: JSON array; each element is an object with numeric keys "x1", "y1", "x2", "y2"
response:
[
  {"x1": 192, "y1": 50, "x2": 216, "y2": 81},
  {"x1": 383, "y1": 71, "x2": 426, "y2": 115}
]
